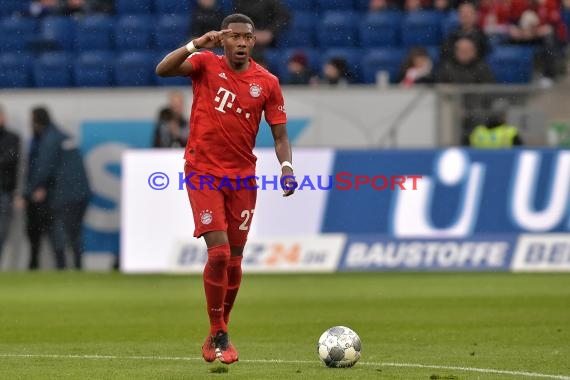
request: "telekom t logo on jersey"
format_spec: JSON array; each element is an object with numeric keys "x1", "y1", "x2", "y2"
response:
[{"x1": 214, "y1": 87, "x2": 251, "y2": 119}]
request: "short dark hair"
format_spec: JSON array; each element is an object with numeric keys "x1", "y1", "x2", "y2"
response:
[
  {"x1": 221, "y1": 13, "x2": 255, "y2": 30},
  {"x1": 32, "y1": 106, "x2": 52, "y2": 127}
]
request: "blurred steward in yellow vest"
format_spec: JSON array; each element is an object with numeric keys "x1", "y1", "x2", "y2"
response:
[{"x1": 466, "y1": 99, "x2": 523, "y2": 148}]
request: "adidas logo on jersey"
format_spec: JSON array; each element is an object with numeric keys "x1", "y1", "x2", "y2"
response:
[{"x1": 218, "y1": 72, "x2": 228, "y2": 80}]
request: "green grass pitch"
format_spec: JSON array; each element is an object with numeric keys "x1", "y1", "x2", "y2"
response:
[{"x1": 0, "y1": 272, "x2": 569, "y2": 379}]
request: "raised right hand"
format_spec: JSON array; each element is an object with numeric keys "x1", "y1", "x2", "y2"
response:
[{"x1": 193, "y1": 29, "x2": 232, "y2": 49}]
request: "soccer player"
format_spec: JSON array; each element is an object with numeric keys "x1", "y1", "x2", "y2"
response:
[{"x1": 155, "y1": 14, "x2": 295, "y2": 365}]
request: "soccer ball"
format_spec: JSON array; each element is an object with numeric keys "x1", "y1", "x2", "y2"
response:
[{"x1": 317, "y1": 326, "x2": 361, "y2": 368}]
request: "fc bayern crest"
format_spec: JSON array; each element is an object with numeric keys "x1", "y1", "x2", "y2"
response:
[
  {"x1": 200, "y1": 210, "x2": 213, "y2": 225},
  {"x1": 249, "y1": 84, "x2": 262, "y2": 98}
]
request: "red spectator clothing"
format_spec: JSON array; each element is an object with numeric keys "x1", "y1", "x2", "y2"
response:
[
  {"x1": 184, "y1": 51, "x2": 287, "y2": 178},
  {"x1": 479, "y1": 0, "x2": 512, "y2": 32},
  {"x1": 534, "y1": 1, "x2": 568, "y2": 41}
]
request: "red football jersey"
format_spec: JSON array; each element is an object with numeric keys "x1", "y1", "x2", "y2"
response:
[{"x1": 184, "y1": 51, "x2": 287, "y2": 178}]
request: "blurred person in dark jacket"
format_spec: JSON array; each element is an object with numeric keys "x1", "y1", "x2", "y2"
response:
[
  {"x1": 191, "y1": 0, "x2": 225, "y2": 39},
  {"x1": 436, "y1": 38, "x2": 496, "y2": 135},
  {"x1": 441, "y1": 2, "x2": 491, "y2": 61},
  {"x1": 0, "y1": 106, "x2": 21, "y2": 261},
  {"x1": 24, "y1": 107, "x2": 91, "y2": 270},
  {"x1": 233, "y1": 0, "x2": 291, "y2": 59},
  {"x1": 435, "y1": 37, "x2": 495, "y2": 83},
  {"x1": 153, "y1": 91, "x2": 189, "y2": 148}
]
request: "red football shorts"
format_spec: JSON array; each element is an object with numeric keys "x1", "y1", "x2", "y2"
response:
[{"x1": 184, "y1": 162, "x2": 257, "y2": 246}]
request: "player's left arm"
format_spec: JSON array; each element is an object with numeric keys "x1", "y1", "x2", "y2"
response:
[
  {"x1": 265, "y1": 78, "x2": 295, "y2": 197},
  {"x1": 271, "y1": 123, "x2": 295, "y2": 197}
]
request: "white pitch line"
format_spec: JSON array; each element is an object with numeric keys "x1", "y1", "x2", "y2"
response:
[
  {"x1": 0, "y1": 353, "x2": 568, "y2": 380},
  {"x1": 379, "y1": 362, "x2": 570, "y2": 380}
]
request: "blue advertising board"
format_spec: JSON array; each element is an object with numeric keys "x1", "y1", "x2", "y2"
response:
[
  {"x1": 81, "y1": 120, "x2": 154, "y2": 254},
  {"x1": 323, "y1": 148, "x2": 570, "y2": 237},
  {"x1": 338, "y1": 234, "x2": 517, "y2": 271}
]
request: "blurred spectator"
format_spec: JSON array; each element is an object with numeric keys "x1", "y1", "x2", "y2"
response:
[
  {"x1": 433, "y1": 0, "x2": 452, "y2": 12},
  {"x1": 398, "y1": 47, "x2": 435, "y2": 87},
  {"x1": 50, "y1": 138, "x2": 91, "y2": 270},
  {"x1": 191, "y1": 0, "x2": 225, "y2": 39},
  {"x1": 436, "y1": 38, "x2": 496, "y2": 133},
  {"x1": 27, "y1": 0, "x2": 59, "y2": 18},
  {"x1": 369, "y1": 0, "x2": 398, "y2": 11},
  {"x1": 153, "y1": 91, "x2": 189, "y2": 148},
  {"x1": 507, "y1": 0, "x2": 567, "y2": 83},
  {"x1": 320, "y1": 57, "x2": 352, "y2": 86},
  {"x1": 435, "y1": 37, "x2": 495, "y2": 83},
  {"x1": 0, "y1": 106, "x2": 21, "y2": 262},
  {"x1": 59, "y1": 0, "x2": 90, "y2": 18},
  {"x1": 442, "y1": 2, "x2": 491, "y2": 61},
  {"x1": 479, "y1": 0, "x2": 511, "y2": 35},
  {"x1": 463, "y1": 99, "x2": 524, "y2": 147},
  {"x1": 285, "y1": 52, "x2": 318, "y2": 85},
  {"x1": 153, "y1": 109, "x2": 186, "y2": 148},
  {"x1": 405, "y1": 0, "x2": 425, "y2": 11},
  {"x1": 24, "y1": 107, "x2": 90, "y2": 270},
  {"x1": 232, "y1": 0, "x2": 291, "y2": 48},
  {"x1": 91, "y1": 0, "x2": 114, "y2": 14}
]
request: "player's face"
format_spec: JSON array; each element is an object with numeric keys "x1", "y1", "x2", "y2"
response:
[{"x1": 222, "y1": 23, "x2": 255, "y2": 67}]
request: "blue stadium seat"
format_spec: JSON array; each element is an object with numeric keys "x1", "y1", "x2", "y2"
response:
[
  {"x1": 0, "y1": 17, "x2": 37, "y2": 52},
  {"x1": 33, "y1": 52, "x2": 73, "y2": 87},
  {"x1": 262, "y1": 48, "x2": 287, "y2": 78},
  {"x1": 401, "y1": 11, "x2": 444, "y2": 47},
  {"x1": 423, "y1": 45, "x2": 441, "y2": 65},
  {"x1": 153, "y1": 0, "x2": 191, "y2": 14},
  {"x1": 155, "y1": 51, "x2": 192, "y2": 86},
  {"x1": 75, "y1": 15, "x2": 115, "y2": 52},
  {"x1": 0, "y1": 53, "x2": 32, "y2": 87},
  {"x1": 321, "y1": 48, "x2": 364, "y2": 82},
  {"x1": 39, "y1": 16, "x2": 76, "y2": 51},
  {"x1": 74, "y1": 51, "x2": 115, "y2": 87},
  {"x1": 284, "y1": 48, "x2": 322, "y2": 72},
  {"x1": 272, "y1": 48, "x2": 322, "y2": 82},
  {"x1": 359, "y1": 11, "x2": 404, "y2": 47},
  {"x1": 282, "y1": 0, "x2": 317, "y2": 11},
  {"x1": 116, "y1": 0, "x2": 153, "y2": 14},
  {"x1": 0, "y1": 0, "x2": 26, "y2": 17},
  {"x1": 357, "y1": 0, "x2": 372, "y2": 10},
  {"x1": 317, "y1": 11, "x2": 359, "y2": 48},
  {"x1": 216, "y1": 0, "x2": 233, "y2": 14},
  {"x1": 562, "y1": 9, "x2": 570, "y2": 36},
  {"x1": 442, "y1": 11, "x2": 459, "y2": 36},
  {"x1": 154, "y1": 14, "x2": 190, "y2": 50},
  {"x1": 155, "y1": 74, "x2": 192, "y2": 86},
  {"x1": 114, "y1": 51, "x2": 155, "y2": 86},
  {"x1": 277, "y1": 11, "x2": 318, "y2": 48},
  {"x1": 361, "y1": 48, "x2": 406, "y2": 84},
  {"x1": 115, "y1": 15, "x2": 154, "y2": 51},
  {"x1": 316, "y1": 0, "x2": 356, "y2": 11},
  {"x1": 487, "y1": 46, "x2": 534, "y2": 84}
]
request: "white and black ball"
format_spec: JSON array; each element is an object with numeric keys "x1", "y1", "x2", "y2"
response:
[{"x1": 317, "y1": 326, "x2": 361, "y2": 368}]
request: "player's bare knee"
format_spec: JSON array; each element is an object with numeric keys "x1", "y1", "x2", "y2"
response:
[{"x1": 203, "y1": 231, "x2": 229, "y2": 248}]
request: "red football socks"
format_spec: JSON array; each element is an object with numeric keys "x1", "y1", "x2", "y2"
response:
[
  {"x1": 203, "y1": 243, "x2": 230, "y2": 335},
  {"x1": 224, "y1": 255, "x2": 243, "y2": 325}
]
